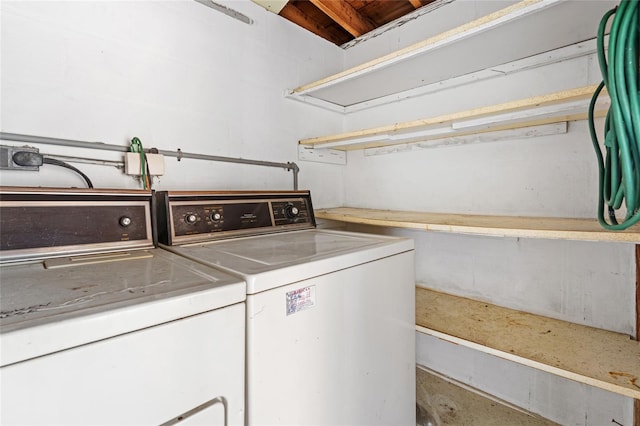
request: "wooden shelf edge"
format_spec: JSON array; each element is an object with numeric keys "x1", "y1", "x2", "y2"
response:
[
  {"x1": 298, "y1": 85, "x2": 608, "y2": 150},
  {"x1": 315, "y1": 208, "x2": 640, "y2": 243},
  {"x1": 415, "y1": 287, "x2": 640, "y2": 399},
  {"x1": 417, "y1": 325, "x2": 640, "y2": 400},
  {"x1": 292, "y1": 0, "x2": 552, "y2": 95},
  {"x1": 288, "y1": 36, "x2": 601, "y2": 114}
]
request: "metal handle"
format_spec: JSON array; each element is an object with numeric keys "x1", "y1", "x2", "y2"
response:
[{"x1": 159, "y1": 396, "x2": 228, "y2": 426}]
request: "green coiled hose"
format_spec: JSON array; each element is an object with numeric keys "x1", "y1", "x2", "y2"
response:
[{"x1": 589, "y1": 0, "x2": 640, "y2": 230}]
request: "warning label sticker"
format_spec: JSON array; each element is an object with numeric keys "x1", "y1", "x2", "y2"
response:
[{"x1": 286, "y1": 285, "x2": 316, "y2": 316}]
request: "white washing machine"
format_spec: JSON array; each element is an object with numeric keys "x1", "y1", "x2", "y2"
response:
[
  {"x1": 156, "y1": 190, "x2": 416, "y2": 426},
  {"x1": 0, "y1": 187, "x2": 246, "y2": 425}
]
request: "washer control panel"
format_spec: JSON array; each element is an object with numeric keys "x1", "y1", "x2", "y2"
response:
[{"x1": 155, "y1": 191, "x2": 315, "y2": 245}]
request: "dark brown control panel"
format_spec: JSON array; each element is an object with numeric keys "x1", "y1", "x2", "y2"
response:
[
  {"x1": 0, "y1": 187, "x2": 154, "y2": 262},
  {"x1": 155, "y1": 191, "x2": 315, "y2": 245}
]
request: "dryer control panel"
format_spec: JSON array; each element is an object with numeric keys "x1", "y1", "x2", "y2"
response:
[
  {"x1": 0, "y1": 187, "x2": 154, "y2": 263},
  {"x1": 155, "y1": 191, "x2": 315, "y2": 245}
]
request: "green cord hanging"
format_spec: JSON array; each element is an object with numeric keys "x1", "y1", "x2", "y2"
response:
[
  {"x1": 129, "y1": 137, "x2": 148, "y2": 190},
  {"x1": 589, "y1": 0, "x2": 640, "y2": 230}
]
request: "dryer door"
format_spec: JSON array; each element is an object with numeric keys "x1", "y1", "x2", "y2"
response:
[{"x1": 1, "y1": 303, "x2": 245, "y2": 426}]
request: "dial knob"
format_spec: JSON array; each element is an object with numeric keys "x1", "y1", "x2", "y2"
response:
[
  {"x1": 211, "y1": 212, "x2": 222, "y2": 221},
  {"x1": 119, "y1": 216, "x2": 132, "y2": 227},
  {"x1": 185, "y1": 213, "x2": 198, "y2": 224},
  {"x1": 285, "y1": 204, "x2": 299, "y2": 219}
]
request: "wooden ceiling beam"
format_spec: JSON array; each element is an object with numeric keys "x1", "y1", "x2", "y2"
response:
[
  {"x1": 279, "y1": 3, "x2": 324, "y2": 34},
  {"x1": 408, "y1": 0, "x2": 424, "y2": 8},
  {"x1": 279, "y1": 3, "x2": 346, "y2": 45},
  {"x1": 309, "y1": 0, "x2": 376, "y2": 37}
]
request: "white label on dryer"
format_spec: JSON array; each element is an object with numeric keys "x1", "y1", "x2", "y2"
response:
[{"x1": 286, "y1": 285, "x2": 316, "y2": 316}]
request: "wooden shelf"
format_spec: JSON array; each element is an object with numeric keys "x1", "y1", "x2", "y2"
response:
[
  {"x1": 287, "y1": 0, "x2": 616, "y2": 112},
  {"x1": 314, "y1": 207, "x2": 640, "y2": 243},
  {"x1": 416, "y1": 366, "x2": 558, "y2": 425},
  {"x1": 415, "y1": 287, "x2": 640, "y2": 399},
  {"x1": 298, "y1": 85, "x2": 609, "y2": 150}
]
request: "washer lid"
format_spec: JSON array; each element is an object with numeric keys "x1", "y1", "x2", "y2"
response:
[
  {"x1": 0, "y1": 248, "x2": 245, "y2": 366},
  {"x1": 165, "y1": 229, "x2": 414, "y2": 294}
]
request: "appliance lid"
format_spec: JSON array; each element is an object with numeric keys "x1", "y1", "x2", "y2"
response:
[
  {"x1": 0, "y1": 248, "x2": 246, "y2": 366},
  {"x1": 163, "y1": 229, "x2": 414, "y2": 294}
]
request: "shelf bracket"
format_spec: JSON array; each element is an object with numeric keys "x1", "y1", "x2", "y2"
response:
[{"x1": 297, "y1": 145, "x2": 346, "y2": 165}]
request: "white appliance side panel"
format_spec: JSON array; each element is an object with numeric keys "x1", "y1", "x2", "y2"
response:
[
  {"x1": 0, "y1": 303, "x2": 245, "y2": 426},
  {"x1": 246, "y1": 251, "x2": 415, "y2": 426}
]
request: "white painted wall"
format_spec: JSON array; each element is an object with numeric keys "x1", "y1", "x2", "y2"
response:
[
  {"x1": 1, "y1": 0, "x2": 635, "y2": 424},
  {"x1": 342, "y1": 56, "x2": 603, "y2": 218},
  {"x1": 0, "y1": 0, "x2": 345, "y2": 207},
  {"x1": 309, "y1": 0, "x2": 636, "y2": 424}
]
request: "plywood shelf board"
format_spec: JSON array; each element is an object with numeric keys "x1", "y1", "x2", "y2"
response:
[
  {"x1": 289, "y1": 0, "x2": 615, "y2": 109},
  {"x1": 333, "y1": 37, "x2": 603, "y2": 115},
  {"x1": 294, "y1": 0, "x2": 549, "y2": 93},
  {"x1": 299, "y1": 85, "x2": 609, "y2": 150},
  {"x1": 416, "y1": 366, "x2": 559, "y2": 425},
  {"x1": 415, "y1": 287, "x2": 640, "y2": 399},
  {"x1": 315, "y1": 207, "x2": 640, "y2": 243}
]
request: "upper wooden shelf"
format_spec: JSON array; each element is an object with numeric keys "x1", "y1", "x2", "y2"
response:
[
  {"x1": 314, "y1": 207, "x2": 640, "y2": 243},
  {"x1": 298, "y1": 85, "x2": 609, "y2": 150},
  {"x1": 415, "y1": 287, "x2": 640, "y2": 399},
  {"x1": 287, "y1": 0, "x2": 616, "y2": 112}
]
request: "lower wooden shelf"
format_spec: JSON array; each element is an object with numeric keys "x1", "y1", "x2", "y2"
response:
[
  {"x1": 415, "y1": 286, "x2": 640, "y2": 399},
  {"x1": 416, "y1": 366, "x2": 558, "y2": 425},
  {"x1": 315, "y1": 207, "x2": 640, "y2": 242}
]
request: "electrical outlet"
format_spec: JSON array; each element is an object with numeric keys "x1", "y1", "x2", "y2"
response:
[
  {"x1": 125, "y1": 152, "x2": 143, "y2": 175},
  {"x1": 124, "y1": 152, "x2": 165, "y2": 176},
  {"x1": 0, "y1": 145, "x2": 40, "y2": 171},
  {"x1": 146, "y1": 153, "x2": 165, "y2": 176}
]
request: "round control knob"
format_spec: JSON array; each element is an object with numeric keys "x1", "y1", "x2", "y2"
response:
[
  {"x1": 185, "y1": 213, "x2": 198, "y2": 224},
  {"x1": 119, "y1": 216, "x2": 132, "y2": 227},
  {"x1": 211, "y1": 212, "x2": 222, "y2": 221},
  {"x1": 285, "y1": 204, "x2": 299, "y2": 219}
]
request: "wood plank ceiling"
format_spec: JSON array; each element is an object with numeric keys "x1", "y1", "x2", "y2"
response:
[{"x1": 278, "y1": 0, "x2": 437, "y2": 46}]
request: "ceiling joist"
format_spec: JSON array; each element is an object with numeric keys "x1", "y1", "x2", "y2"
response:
[
  {"x1": 309, "y1": 0, "x2": 376, "y2": 37},
  {"x1": 279, "y1": 3, "x2": 327, "y2": 37},
  {"x1": 256, "y1": 0, "x2": 438, "y2": 46}
]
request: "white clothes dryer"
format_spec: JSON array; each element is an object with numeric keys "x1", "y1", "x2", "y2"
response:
[{"x1": 0, "y1": 187, "x2": 246, "y2": 425}]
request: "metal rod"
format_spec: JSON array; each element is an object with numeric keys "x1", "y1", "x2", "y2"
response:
[
  {"x1": 0, "y1": 132, "x2": 300, "y2": 189},
  {"x1": 1, "y1": 132, "x2": 130, "y2": 153},
  {"x1": 44, "y1": 154, "x2": 125, "y2": 169}
]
